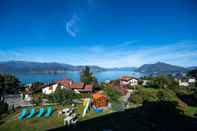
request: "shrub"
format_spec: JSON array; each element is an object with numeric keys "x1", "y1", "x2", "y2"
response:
[{"x1": 130, "y1": 94, "x2": 143, "y2": 104}]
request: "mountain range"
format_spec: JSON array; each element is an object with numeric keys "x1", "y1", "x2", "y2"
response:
[
  {"x1": 0, "y1": 61, "x2": 195, "y2": 75},
  {"x1": 137, "y1": 62, "x2": 189, "y2": 75},
  {"x1": 0, "y1": 61, "x2": 107, "y2": 74}
]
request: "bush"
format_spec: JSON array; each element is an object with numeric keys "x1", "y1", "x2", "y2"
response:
[
  {"x1": 102, "y1": 84, "x2": 121, "y2": 103},
  {"x1": 48, "y1": 87, "x2": 81, "y2": 105},
  {"x1": 130, "y1": 94, "x2": 143, "y2": 104},
  {"x1": 0, "y1": 99, "x2": 8, "y2": 116}
]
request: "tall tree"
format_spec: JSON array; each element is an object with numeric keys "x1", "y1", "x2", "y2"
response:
[{"x1": 80, "y1": 66, "x2": 95, "y2": 85}]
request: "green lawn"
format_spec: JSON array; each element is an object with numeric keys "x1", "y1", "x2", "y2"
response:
[
  {"x1": 0, "y1": 109, "x2": 63, "y2": 131},
  {"x1": 141, "y1": 87, "x2": 159, "y2": 93},
  {"x1": 0, "y1": 103, "x2": 113, "y2": 131}
]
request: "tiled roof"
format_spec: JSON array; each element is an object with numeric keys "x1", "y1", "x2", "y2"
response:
[
  {"x1": 92, "y1": 92, "x2": 107, "y2": 99},
  {"x1": 84, "y1": 84, "x2": 93, "y2": 90},
  {"x1": 70, "y1": 82, "x2": 84, "y2": 89},
  {"x1": 57, "y1": 79, "x2": 73, "y2": 87},
  {"x1": 120, "y1": 76, "x2": 137, "y2": 81}
]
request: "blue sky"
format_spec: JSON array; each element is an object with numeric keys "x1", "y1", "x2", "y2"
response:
[{"x1": 0, "y1": 0, "x2": 197, "y2": 67}]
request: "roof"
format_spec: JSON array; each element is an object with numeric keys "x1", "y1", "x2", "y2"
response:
[
  {"x1": 84, "y1": 84, "x2": 93, "y2": 90},
  {"x1": 120, "y1": 76, "x2": 138, "y2": 81},
  {"x1": 57, "y1": 79, "x2": 73, "y2": 87},
  {"x1": 92, "y1": 92, "x2": 107, "y2": 100},
  {"x1": 70, "y1": 82, "x2": 84, "y2": 89}
]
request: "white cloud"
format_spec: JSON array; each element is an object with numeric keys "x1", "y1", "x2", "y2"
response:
[
  {"x1": 1, "y1": 40, "x2": 196, "y2": 68},
  {"x1": 66, "y1": 14, "x2": 80, "y2": 37},
  {"x1": 70, "y1": 40, "x2": 197, "y2": 67}
]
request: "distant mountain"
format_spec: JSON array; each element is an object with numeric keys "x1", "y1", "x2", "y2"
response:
[
  {"x1": 187, "y1": 66, "x2": 197, "y2": 70},
  {"x1": 106, "y1": 67, "x2": 137, "y2": 71},
  {"x1": 0, "y1": 61, "x2": 106, "y2": 74},
  {"x1": 137, "y1": 62, "x2": 188, "y2": 75},
  {"x1": 1, "y1": 61, "x2": 190, "y2": 75}
]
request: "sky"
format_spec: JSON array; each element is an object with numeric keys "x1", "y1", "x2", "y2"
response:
[{"x1": 0, "y1": 0, "x2": 197, "y2": 68}]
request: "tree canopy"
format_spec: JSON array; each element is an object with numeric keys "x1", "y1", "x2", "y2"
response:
[
  {"x1": 0, "y1": 74, "x2": 21, "y2": 94},
  {"x1": 80, "y1": 66, "x2": 97, "y2": 85}
]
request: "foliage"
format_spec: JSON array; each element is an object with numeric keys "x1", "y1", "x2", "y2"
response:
[
  {"x1": 187, "y1": 69, "x2": 197, "y2": 87},
  {"x1": 156, "y1": 88, "x2": 178, "y2": 102},
  {"x1": 188, "y1": 69, "x2": 197, "y2": 78},
  {"x1": 0, "y1": 97, "x2": 8, "y2": 116},
  {"x1": 102, "y1": 84, "x2": 121, "y2": 103},
  {"x1": 130, "y1": 94, "x2": 143, "y2": 104},
  {"x1": 31, "y1": 82, "x2": 45, "y2": 93},
  {"x1": 80, "y1": 66, "x2": 96, "y2": 85},
  {"x1": 33, "y1": 97, "x2": 42, "y2": 106},
  {"x1": 130, "y1": 86, "x2": 180, "y2": 105},
  {"x1": 0, "y1": 74, "x2": 21, "y2": 94},
  {"x1": 177, "y1": 90, "x2": 197, "y2": 106},
  {"x1": 48, "y1": 87, "x2": 81, "y2": 105}
]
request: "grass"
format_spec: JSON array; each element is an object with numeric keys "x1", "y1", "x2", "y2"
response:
[
  {"x1": 184, "y1": 106, "x2": 197, "y2": 117},
  {"x1": 0, "y1": 108, "x2": 63, "y2": 131},
  {"x1": 141, "y1": 87, "x2": 159, "y2": 93},
  {"x1": 0, "y1": 103, "x2": 113, "y2": 131}
]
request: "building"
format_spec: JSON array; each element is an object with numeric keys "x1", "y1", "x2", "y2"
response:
[
  {"x1": 42, "y1": 83, "x2": 59, "y2": 95},
  {"x1": 142, "y1": 80, "x2": 151, "y2": 86},
  {"x1": 120, "y1": 76, "x2": 138, "y2": 86},
  {"x1": 42, "y1": 78, "x2": 93, "y2": 95},
  {"x1": 178, "y1": 80, "x2": 189, "y2": 87},
  {"x1": 177, "y1": 78, "x2": 196, "y2": 87},
  {"x1": 92, "y1": 92, "x2": 108, "y2": 108},
  {"x1": 188, "y1": 78, "x2": 196, "y2": 83}
]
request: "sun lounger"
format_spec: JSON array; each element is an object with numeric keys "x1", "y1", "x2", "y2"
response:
[
  {"x1": 26, "y1": 108, "x2": 36, "y2": 119},
  {"x1": 18, "y1": 108, "x2": 27, "y2": 120},
  {"x1": 45, "y1": 106, "x2": 53, "y2": 117},
  {"x1": 37, "y1": 107, "x2": 45, "y2": 117}
]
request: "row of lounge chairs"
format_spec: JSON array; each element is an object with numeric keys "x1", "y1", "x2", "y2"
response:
[{"x1": 18, "y1": 106, "x2": 53, "y2": 120}]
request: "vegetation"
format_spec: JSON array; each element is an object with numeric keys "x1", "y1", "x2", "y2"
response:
[
  {"x1": 31, "y1": 82, "x2": 45, "y2": 93},
  {"x1": 1, "y1": 70, "x2": 197, "y2": 130},
  {"x1": 101, "y1": 84, "x2": 121, "y2": 103},
  {"x1": 0, "y1": 97, "x2": 9, "y2": 118},
  {"x1": 0, "y1": 74, "x2": 21, "y2": 95},
  {"x1": 80, "y1": 66, "x2": 97, "y2": 85},
  {"x1": 48, "y1": 87, "x2": 81, "y2": 105},
  {"x1": 188, "y1": 69, "x2": 197, "y2": 87}
]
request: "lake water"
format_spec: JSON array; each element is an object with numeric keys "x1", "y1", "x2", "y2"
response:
[{"x1": 14, "y1": 70, "x2": 143, "y2": 84}]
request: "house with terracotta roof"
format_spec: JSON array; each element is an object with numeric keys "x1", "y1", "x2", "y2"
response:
[
  {"x1": 42, "y1": 83, "x2": 59, "y2": 95},
  {"x1": 120, "y1": 76, "x2": 138, "y2": 86},
  {"x1": 42, "y1": 78, "x2": 93, "y2": 95}
]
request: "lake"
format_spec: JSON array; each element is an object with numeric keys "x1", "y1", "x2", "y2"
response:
[{"x1": 13, "y1": 70, "x2": 143, "y2": 84}]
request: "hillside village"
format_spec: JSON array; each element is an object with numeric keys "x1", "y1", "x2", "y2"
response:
[{"x1": 0, "y1": 67, "x2": 197, "y2": 130}]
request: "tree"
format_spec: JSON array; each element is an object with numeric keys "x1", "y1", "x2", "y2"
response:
[
  {"x1": 48, "y1": 86, "x2": 81, "y2": 105},
  {"x1": 188, "y1": 69, "x2": 197, "y2": 87},
  {"x1": 80, "y1": 66, "x2": 96, "y2": 85},
  {"x1": 151, "y1": 75, "x2": 179, "y2": 92},
  {"x1": 0, "y1": 74, "x2": 21, "y2": 95},
  {"x1": 31, "y1": 82, "x2": 44, "y2": 93},
  {"x1": 0, "y1": 74, "x2": 4, "y2": 94},
  {"x1": 130, "y1": 94, "x2": 143, "y2": 104},
  {"x1": 102, "y1": 84, "x2": 121, "y2": 103}
]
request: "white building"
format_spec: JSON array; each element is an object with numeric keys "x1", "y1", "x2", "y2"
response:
[
  {"x1": 142, "y1": 80, "x2": 151, "y2": 86},
  {"x1": 42, "y1": 83, "x2": 59, "y2": 95},
  {"x1": 179, "y1": 80, "x2": 189, "y2": 87},
  {"x1": 120, "y1": 76, "x2": 138, "y2": 86},
  {"x1": 188, "y1": 78, "x2": 196, "y2": 83},
  {"x1": 24, "y1": 94, "x2": 32, "y2": 102}
]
